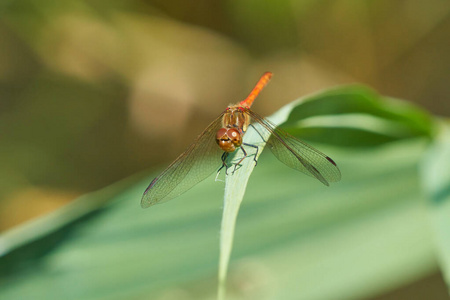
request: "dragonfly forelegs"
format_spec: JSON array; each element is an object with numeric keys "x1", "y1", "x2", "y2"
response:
[
  {"x1": 218, "y1": 143, "x2": 260, "y2": 176},
  {"x1": 242, "y1": 143, "x2": 259, "y2": 166},
  {"x1": 230, "y1": 143, "x2": 259, "y2": 174},
  {"x1": 217, "y1": 152, "x2": 231, "y2": 176}
]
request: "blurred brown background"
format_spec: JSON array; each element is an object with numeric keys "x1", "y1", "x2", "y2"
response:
[{"x1": 1, "y1": 0, "x2": 449, "y2": 229}]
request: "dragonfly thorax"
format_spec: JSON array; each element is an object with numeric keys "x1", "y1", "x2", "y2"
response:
[{"x1": 222, "y1": 106, "x2": 250, "y2": 133}]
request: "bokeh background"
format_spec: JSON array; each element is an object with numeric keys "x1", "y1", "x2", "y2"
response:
[{"x1": 1, "y1": 1, "x2": 450, "y2": 299}]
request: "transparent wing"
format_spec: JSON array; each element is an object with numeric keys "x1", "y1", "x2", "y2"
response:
[
  {"x1": 141, "y1": 114, "x2": 225, "y2": 208},
  {"x1": 246, "y1": 110, "x2": 341, "y2": 186}
]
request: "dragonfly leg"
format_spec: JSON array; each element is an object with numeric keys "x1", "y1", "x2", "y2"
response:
[
  {"x1": 217, "y1": 152, "x2": 230, "y2": 175},
  {"x1": 232, "y1": 145, "x2": 247, "y2": 174},
  {"x1": 232, "y1": 143, "x2": 259, "y2": 174},
  {"x1": 243, "y1": 142, "x2": 259, "y2": 166}
]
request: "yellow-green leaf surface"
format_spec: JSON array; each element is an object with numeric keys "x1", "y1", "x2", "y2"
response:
[
  {"x1": 0, "y1": 85, "x2": 441, "y2": 300},
  {"x1": 421, "y1": 121, "x2": 450, "y2": 289}
]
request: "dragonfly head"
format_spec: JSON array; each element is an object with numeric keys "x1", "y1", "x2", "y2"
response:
[{"x1": 216, "y1": 128, "x2": 242, "y2": 152}]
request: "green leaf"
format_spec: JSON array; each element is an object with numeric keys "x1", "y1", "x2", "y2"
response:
[
  {"x1": 0, "y1": 85, "x2": 440, "y2": 300},
  {"x1": 217, "y1": 85, "x2": 435, "y2": 299},
  {"x1": 420, "y1": 120, "x2": 450, "y2": 289},
  {"x1": 282, "y1": 85, "x2": 434, "y2": 146},
  {"x1": 218, "y1": 112, "x2": 273, "y2": 300}
]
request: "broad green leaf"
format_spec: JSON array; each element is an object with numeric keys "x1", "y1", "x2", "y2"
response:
[
  {"x1": 0, "y1": 85, "x2": 440, "y2": 300},
  {"x1": 283, "y1": 86, "x2": 433, "y2": 146},
  {"x1": 217, "y1": 85, "x2": 434, "y2": 299}
]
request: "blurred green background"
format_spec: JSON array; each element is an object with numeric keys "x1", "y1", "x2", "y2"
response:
[{"x1": 1, "y1": 1, "x2": 450, "y2": 299}]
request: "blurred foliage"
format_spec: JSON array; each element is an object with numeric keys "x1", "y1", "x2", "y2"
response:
[
  {"x1": 282, "y1": 85, "x2": 434, "y2": 147},
  {"x1": 1, "y1": 0, "x2": 450, "y2": 299}
]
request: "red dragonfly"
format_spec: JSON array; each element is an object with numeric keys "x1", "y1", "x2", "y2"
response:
[{"x1": 141, "y1": 72, "x2": 341, "y2": 208}]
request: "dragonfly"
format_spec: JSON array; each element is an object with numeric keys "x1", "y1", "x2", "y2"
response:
[{"x1": 141, "y1": 72, "x2": 341, "y2": 208}]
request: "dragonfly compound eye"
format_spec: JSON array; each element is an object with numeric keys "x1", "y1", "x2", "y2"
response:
[
  {"x1": 215, "y1": 128, "x2": 241, "y2": 152},
  {"x1": 227, "y1": 128, "x2": 242, "y2": 146}
]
